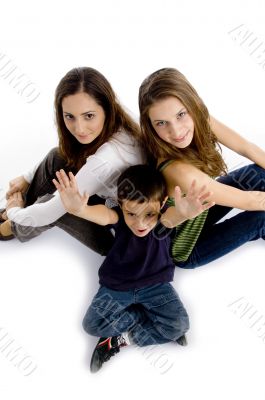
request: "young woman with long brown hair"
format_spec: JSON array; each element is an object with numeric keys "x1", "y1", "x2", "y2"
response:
[
  {"x1": 1, "y1": 67, "x2": 144, "y2": 255},
  {"x1": 139, "y1": 67, "x2": 265, "y2": 267}
]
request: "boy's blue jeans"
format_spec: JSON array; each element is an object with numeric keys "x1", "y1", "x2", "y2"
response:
[
  {"x1": 177, "y1": 163, "x2": 265, "y2": 268},
  {"x1": 82, "y1": 283, "x2": 189, "y2": 347}
]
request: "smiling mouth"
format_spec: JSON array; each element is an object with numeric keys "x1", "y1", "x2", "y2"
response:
[
  {"x1": 77, "y1": 134, "x2": 92, "y2": 139},
  {"x1": 174, "y1": 131, "x2": 189, "y2": 142}
]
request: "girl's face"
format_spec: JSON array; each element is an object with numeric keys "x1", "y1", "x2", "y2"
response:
[
  {"x1": 148, "y1": 96, "x2": 194, "y2": 149},
  {"x1": 62, "y1": 92, "x2": 106, "y2": 145}
]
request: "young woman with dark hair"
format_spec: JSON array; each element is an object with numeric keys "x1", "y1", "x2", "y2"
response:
[{"x1": 1, "y1": 67, "x2": 144, "y2": 255}]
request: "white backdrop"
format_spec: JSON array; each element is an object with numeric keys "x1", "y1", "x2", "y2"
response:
[{"x1": 1, "y1": 0, "x2": 265, "y2": 399}]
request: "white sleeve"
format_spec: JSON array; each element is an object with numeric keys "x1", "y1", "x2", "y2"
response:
[
  {"x1": 7, "y1": 149, "x2": 123, "y2": 227},
  {"x1": 23, "y1": 162, "x2": 41, "y2": 184}
]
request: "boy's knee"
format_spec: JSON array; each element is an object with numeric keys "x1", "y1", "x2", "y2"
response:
[
  {"x1": 167, "y1": 313, "x2": 190, "y2": 340},
  {"x1": 82, "y1": 314, "x2": 94, "y2": 334},
  {"x1": 82, "y1": 318, "x2": 98, "y2": 336}
]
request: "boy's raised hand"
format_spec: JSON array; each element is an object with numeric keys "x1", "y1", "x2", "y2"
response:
[
  {"x1": 174, "y1": 180, "x2": 215, "y2": 220},
  {"x1": 53, "y1": 170, "x2": 89, "y2": 215}
]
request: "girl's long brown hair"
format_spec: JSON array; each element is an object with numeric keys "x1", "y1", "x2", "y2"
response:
[
  {"x1": 138, "y1": 68, "x2": 227, "y2": 177},
  {"x1": 55, "y1": 67, "x2": 140, "y2": 171}
]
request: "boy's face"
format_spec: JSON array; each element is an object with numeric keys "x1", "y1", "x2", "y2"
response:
[{"x1": 121, "y1": 200, "x2": 162, "y2": 237}]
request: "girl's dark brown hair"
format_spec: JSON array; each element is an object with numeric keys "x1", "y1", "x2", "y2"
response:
[
  {"x1": 138, "y1": 68, "x2": 227, "y2": 177},
  {"x1": 55, "y1": 67, "x2": 140, "y2": 171}
]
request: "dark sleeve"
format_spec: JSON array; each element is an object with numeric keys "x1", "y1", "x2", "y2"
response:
[{"x1": 106, "y1": 206, "x2": 123, "y2": 230}]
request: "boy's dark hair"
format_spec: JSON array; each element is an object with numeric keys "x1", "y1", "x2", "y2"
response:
[{"x1": 117, "y1": 165, "x2": 167, "y2": 204}]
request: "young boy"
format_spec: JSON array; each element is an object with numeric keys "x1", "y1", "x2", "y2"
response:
[{"x1": 53, "y1": 165, "x2": 213, "y2": 373}]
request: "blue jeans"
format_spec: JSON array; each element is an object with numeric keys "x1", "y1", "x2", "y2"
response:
[
  {"x1": 82, "y1": 283, "x2": 189, "y2": 347},
  {"x1": 177, "y1": 164, "x2": 265, "y2": 268}
]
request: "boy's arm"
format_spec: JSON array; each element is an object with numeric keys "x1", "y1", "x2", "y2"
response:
[
  {"x1": 160, "y1": 180, "x2": 215, "y2": 228},
  {"x1": 53, "y1": 170, "x2": 119, "y2": 226}
]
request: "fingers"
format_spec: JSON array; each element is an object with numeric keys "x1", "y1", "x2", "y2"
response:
[
  {"x1": 174, "y1": 186, "x2": 182, "y2": 203},
  {"x1": 17, "y1": 192, "x2": 23, "y2": 202},
  {"x1": 9, "y1": 192, "x2": 22, "y2": 201},
  {"x1": 186, "y1": 180, "x2": 213, "y2": 202},
  {"x1": 202, "y1": 200, "x2": 215, "y2": 211},
  {"x1": 52, "y1": 178, "x2": 61, "y2": 192},
  {"x1": 55, "y1": 170, "x2": 69, "y2": 189},
  {"x1": 183, "y1": 179, "x2": 194, "y2": 198},
  {"x1": 6, "y1": 187, "x2": 16, "y2": 199},
  {"x1": 186, "y1": 180, "x2": 206, "y2": 198},
  {"x1": 6, "y1": 191, "x2": 24, "y2": 209},
  {"x1": 198, "y1": 191, "x2": 213, "y2": 203},
  {"x1": 54, "y1": 170, "x2": 76, "y2": 189},
  {"x1": 68, "y1": 171, "x2": 77, "y2": 190}
]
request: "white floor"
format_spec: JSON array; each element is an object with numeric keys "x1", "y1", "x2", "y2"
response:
[
  {"x1": 1, "y1": 227, "x2": 265, "y2": 400},
  {"x1": 1, "y1": 0, "x2": 265, "y2": 397}
]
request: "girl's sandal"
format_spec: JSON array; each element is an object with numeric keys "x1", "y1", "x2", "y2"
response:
[
  {"x1": 0, "y1": 231, "x2": 14, "y2": 241},
  {"x1": 0, "y1": 218, "x2": 15, "y2": 241}
]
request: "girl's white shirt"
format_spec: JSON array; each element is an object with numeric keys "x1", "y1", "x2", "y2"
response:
[{"x1": 7, "y1": 131, "x2": 145, "y2": 227}]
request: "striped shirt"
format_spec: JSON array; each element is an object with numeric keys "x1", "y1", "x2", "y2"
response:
[{"x1": 158, "y1": 160, "x2": 208, "y2": 263}]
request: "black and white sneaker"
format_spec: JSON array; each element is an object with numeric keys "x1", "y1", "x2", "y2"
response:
[{"x1": 90, "y1": 336, "x2": 128, "y2": 373}]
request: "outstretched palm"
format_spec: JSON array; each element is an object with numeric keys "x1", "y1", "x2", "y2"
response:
[
  {"x1": 174, "y1": 180, "x2": 214, "y2": 220},
  {"x1": 53, "y1": 170, "x2": 89, "y2": 215}
]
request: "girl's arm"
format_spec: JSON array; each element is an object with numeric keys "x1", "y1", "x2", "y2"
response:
[
  {"x1": 6, "y1": 139, "x2": 136, "y2": 227},
  {"x1": 164, "y1": 161, "x2": 265, "y2": 211},
  {"x1": 210, "y1": 116, "x2": 265, "y2": 169},
  {"x1": 53, "y1": 170, "x2": 119, "y2": 226}
]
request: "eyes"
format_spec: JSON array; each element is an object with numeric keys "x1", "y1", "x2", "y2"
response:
[
  {"x1": 64, "y1": 113, "x2": 95, "y2": 121},
  {"x1": 155, "y1": 110, "x2": 187, "y2": 127},
  {"x1": 126, "y1": 212, "x2": 157, "y2": 218}
]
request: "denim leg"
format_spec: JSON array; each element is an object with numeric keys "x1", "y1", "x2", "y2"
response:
[
  {"x1": 202, "y1": 163, "x2": 265, "y2": 228},
  {"x1": 130, "y1": 283, "x2": 189, "y2": 347},
  {"x1": 177, "y1": 163, "x2": 265, "y2": 268},
  {"x1": 217, "y1": 163, "x2": 265, "y2": 192},
  {"x1": 178, "y1": 210, "x2": 265, "y2": 268},
  {"x1": 82, "y1": 287, "x2": 143, "y2": 338}
]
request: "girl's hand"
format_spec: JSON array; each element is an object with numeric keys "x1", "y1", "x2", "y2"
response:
[
  {"x1": 6, "y1": 192, "x2": 25, "y2": 211},
  {"x1": 174, "y1": 180, "x2": 215, "y2": 220},
  {"x1": 6, "y1": 176, "x2": 30, "y2": 199},
  {"x1": 52, "y1": 170, "x2": 89, "y2": 215}
]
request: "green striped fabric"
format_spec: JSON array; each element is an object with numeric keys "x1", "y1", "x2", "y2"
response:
[{"x1": 158, "y1": 160, "x2": 208, "y2": 263}]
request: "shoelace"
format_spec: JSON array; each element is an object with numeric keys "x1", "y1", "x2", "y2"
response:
[
  {"x1": 117, "y1": 336, "x2": 127, "y2": 347},
  {"x1": 102, "y1": 346, "x2": 120, "y2": 362},
  {"x1": 96, "y1": 337, "x2": 120, "y2": 364}
]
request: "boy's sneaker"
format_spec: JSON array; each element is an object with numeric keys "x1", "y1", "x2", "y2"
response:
[
  {"x1": 90, "y1": 335, "x2": 128, "y2": 373},
  {"x1": 176, "y1": 334, "x2": 188, "y2": 346}
]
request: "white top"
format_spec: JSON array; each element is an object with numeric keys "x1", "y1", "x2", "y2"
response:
[
  {"x1": 7, "y1": 131, "x2": 145, "y2": 227},
  {"x1": 23, "y1": 163, "x2": 40, "y2": 184}
]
